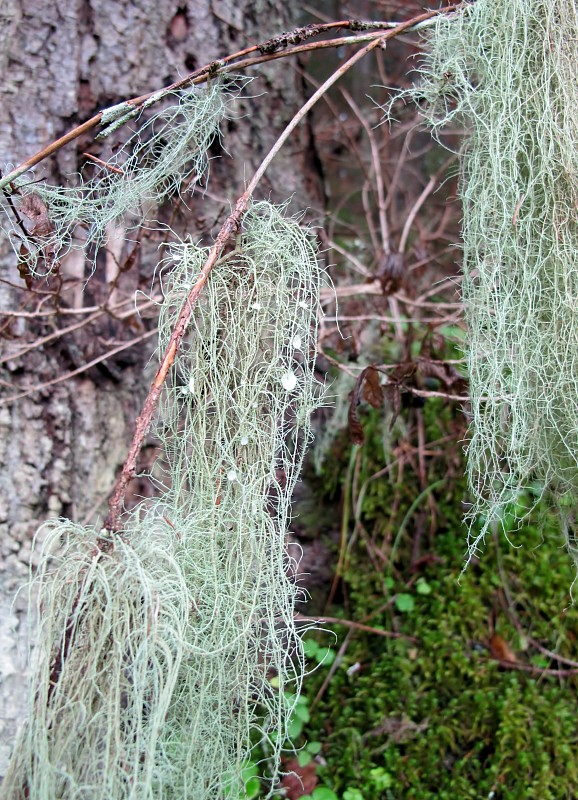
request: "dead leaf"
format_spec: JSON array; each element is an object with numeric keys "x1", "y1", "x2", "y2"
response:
[
  {"x1": 19, "y1": 193, "x2": 54, "y2": 237},
  {"x1": 362, "y1": 366, "x2": 384, "y2": 409},
  {"x1": 489, "y1": 633, "x2": 516, "y2": 663},
  {"x1": 363, "y1": 713, "x2": 429, "y2": 744},
  {"x1": 347, "y1": 368, "x2": 367, "y2": 445},
  {"x1": 376, "y1": 251, "x2": 404, "y2": 295},
  {"x1": 279, "y1": 758, "x2": 318, "y2": 799},
  {"x1": 17, "y1": 243, "x2": 33, "y2": 289},
  {"x1": 417, "y1": 358, "x2": 468, "y2": 394},
  {"x1": 347, "y1": 398, "x2": 365, "y2": 445},
  {"x1": 390, "y1": 361, "x2": 417, "y2": 384},
  {"x1": 384, "y1": 382, "x2": 402, "y2": 429}
]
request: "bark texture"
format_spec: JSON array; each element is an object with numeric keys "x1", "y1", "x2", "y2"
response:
[{"x1": 0, "y1": 0, "x2": 320, "y2": 776}]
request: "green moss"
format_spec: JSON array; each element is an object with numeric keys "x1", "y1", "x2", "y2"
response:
[{"x1": 298, "y1": 397, "x2": 578, "y2": 800}]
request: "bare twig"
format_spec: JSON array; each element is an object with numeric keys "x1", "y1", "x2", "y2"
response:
[
  {"x1": 295, "y1": 613, "x2": 419, "y2": 642},
  {"x1": 0, "y1": 11, "x2": 457, "y2": 192},
  {"x1": 0, "y1": 298, "x2": 157, "y2": 367},
  {"x1": 0, "y1": 329, "x2": 158, "y2": 407},
  {"x1": 480, "y1": 656, "x2": 578, "y2": 678},
  {"x1": 341, "y1": 88, "x2": 391, "y2": 254},
  {"x1": 398, "y1": 155, "x2": 455, "y2": 254}
]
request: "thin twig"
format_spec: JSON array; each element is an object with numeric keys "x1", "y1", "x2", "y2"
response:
[
  {"x1": 497, "y1": 587, "x2": 578, "y2": 670},
  {"x1": 310, "y1": 630, "x2": 353, "y2": 711},
  {"x1": 0, "y1": 299, "x2": 156, "y2": 367},
  {"x1": 0, "y1": 11, "x2": 457, "y2": 192},
  {"x1": 398, "y1": 155, "x2": 455, "y2": 254},
  {"x1": 0, "y1": 329, "x2": 157, "y2": 407},
  {"x1": 480, "y1": 656, "x2": 578, "y2": 678},
  {"x1": 341, "y1": 88, "x2": 391, "y2": 254},
  {"x1": 295, "y1": 614, "x2": 419, "y2": 642}
]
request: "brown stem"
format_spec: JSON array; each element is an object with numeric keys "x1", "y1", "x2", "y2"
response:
[
  {"x1": 294, "y1": 613, "x2": 419, "y2": 643},
  {"x1": 0, "y1": 9, "x2": 459, "y2": 192},
  {"x1": 102, "y1": 194, "x2": 248, "y2": 532}
]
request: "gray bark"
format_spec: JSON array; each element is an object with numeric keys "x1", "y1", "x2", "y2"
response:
[{"x1": 0, "y1": 0, "x2": 320, "y2": 776}]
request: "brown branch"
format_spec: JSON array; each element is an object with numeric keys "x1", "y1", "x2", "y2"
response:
[
  {"x1": 101, "y1": 195, "x2": 247, "y2": 534},
  {"x1": 480, "y1": 655, "x2": 578, "y2": 678},
  {"x1": 0, "y1": 8, "x2": 459, "y2": 192},
  {"x1": 294, "y1": 614, "x2": 419, "y2": 643},
  {"x1": 0, "y1": 329, "x2": 158, "y2": 407}
]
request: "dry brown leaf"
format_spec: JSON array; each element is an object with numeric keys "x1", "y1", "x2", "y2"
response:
[
  {"x1": 489, "y1": 633, "x2": 516, "y2": 663},
  {"x1": 279, "y1": 758, "x2": 318, "y2": 799},
  {"x1": 19, "y1": 193, "x2": 54, "y2": 237},
  {"x1": 362, "y1": 365, "x2": 384, "y2": 409}
]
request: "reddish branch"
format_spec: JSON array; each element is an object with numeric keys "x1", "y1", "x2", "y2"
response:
[
  {"x1": 0, "y1": 9, "x2": 461, "y2": 193},
  {"x1": 102, "y1": 193, "x2": 248, "y2": 531}
]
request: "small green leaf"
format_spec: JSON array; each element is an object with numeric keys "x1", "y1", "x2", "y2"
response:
[
  {"x1": 343, "y1": 789, "x2": 365, "y2": 800},
  {"x1": 311, "y1": 788, "x2": 339, "y2": 800},
  {"x1": 395, "y1": 593, "x2": 415, "y2": 613},
  {"x1": 316, "y1": 646, "x2": 336, "y2": 666},
  {"x1": 369, "y1": 767, "x2": 393, "y2": 790},
  {"x1": 416, "y1": 578, "x2": 432, "y2": 595},
  {"x1": 244, "y1": 776, "x2": 260, "y2": 799},
  {"x1": 306, "y1": 741, "x2": 322, "y2": 755},
  {"x1": 241, "y1": 762, "x2": 258, "y2": 781},
  {"x1": 287, "y1": 715, "x2": 304, "y2": 739},
  {"x1": 303, "y1": 639, "x2": 321, "y2": 658},
  {"x1": 294, "y1": 703, "x2": 311, "y2": 723},
  {"x1": 530, "y1": 654, "x2": 549, "y2": 668},
  {"x1": 297, "y1": 749, "x2": 313, "y2": 767}
]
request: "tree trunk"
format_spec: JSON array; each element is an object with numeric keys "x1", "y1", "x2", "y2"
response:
[{"x1": 0, "y1": 0, "x2": 321, "y2": 776}]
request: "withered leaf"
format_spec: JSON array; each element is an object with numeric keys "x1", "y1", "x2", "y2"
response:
[
  {"x1": 348, "y1": 398, "x2": 365, "y2": 445},
  {"x1": 376, "y1": 251, "x2": 404, "y2": 295},
  {"x1": 17, "y1": 244, "x2": 34, "y2": 289},
  {"x1": 489, "y1": 633, "x2": 516, "y2": 664},
  {"x1": 391, "y1": 361, "x2": 417, "y2": 384},
  {"x1": 19, "y1": 193, "x2": 54, "y2": 237},
  {"x1": 362, "y1": 365, "x2": 384, "y2": 409},
  {"x1": 119, "y1": 239, "x2": 141, "y2": 274},
  {"x1": 384, "y1": 382, "x2": 402, "y2": 429},
  {"x1": 279, "y1": 759, "x2": 318, "y2": 800},
  {"x1": 348, "y1": 368, "x2": 367, "y2": 445},
  {"x1": 418, "y1": 358, "x2": 468, "y2": 394}
]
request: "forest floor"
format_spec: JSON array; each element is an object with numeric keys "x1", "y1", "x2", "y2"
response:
[{"x1": 265, "y1": 399, "x2": 578, "y2": 800}]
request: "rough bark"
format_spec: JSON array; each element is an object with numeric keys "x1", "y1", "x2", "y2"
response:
[{"x1": 0, "y1": 0, "x2": 321, "y2": 776}]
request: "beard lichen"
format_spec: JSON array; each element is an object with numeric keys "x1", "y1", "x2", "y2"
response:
[
  {"x1": 389, "y1": 0, "x2": 578, "y2": 563},
  {"x1": 2, "y1": 201, "x2": 323, "y2": 799}
]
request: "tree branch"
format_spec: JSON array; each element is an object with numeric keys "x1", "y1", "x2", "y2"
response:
[{"x1": 0, "y1": 8, "x2": 459, "y2": 192}]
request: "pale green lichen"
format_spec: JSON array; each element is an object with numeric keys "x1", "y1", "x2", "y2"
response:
[
  {"x1": 390, "y1": 0, "x2": 578, "y2": 562},
  {"x1": 2, "y1": 201, "x2": 323, "y2": 799},
  {"x1": 7, "y1": 79, "x2": 233, "y2": 275}
]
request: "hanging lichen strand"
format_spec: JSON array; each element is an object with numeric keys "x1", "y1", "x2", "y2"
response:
[
  {"x1": 1, "y1": 202, "x2": 322, "y2": 800},
  {"x1": 9, "y1": 78, "x2": 231, "y2": 275},
  {"x1": 402, "y1": 0, "x2": 578, "y2": 561},
  {"x1": 153, "y1": 201, "x2": 323, "y2": 798}
]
